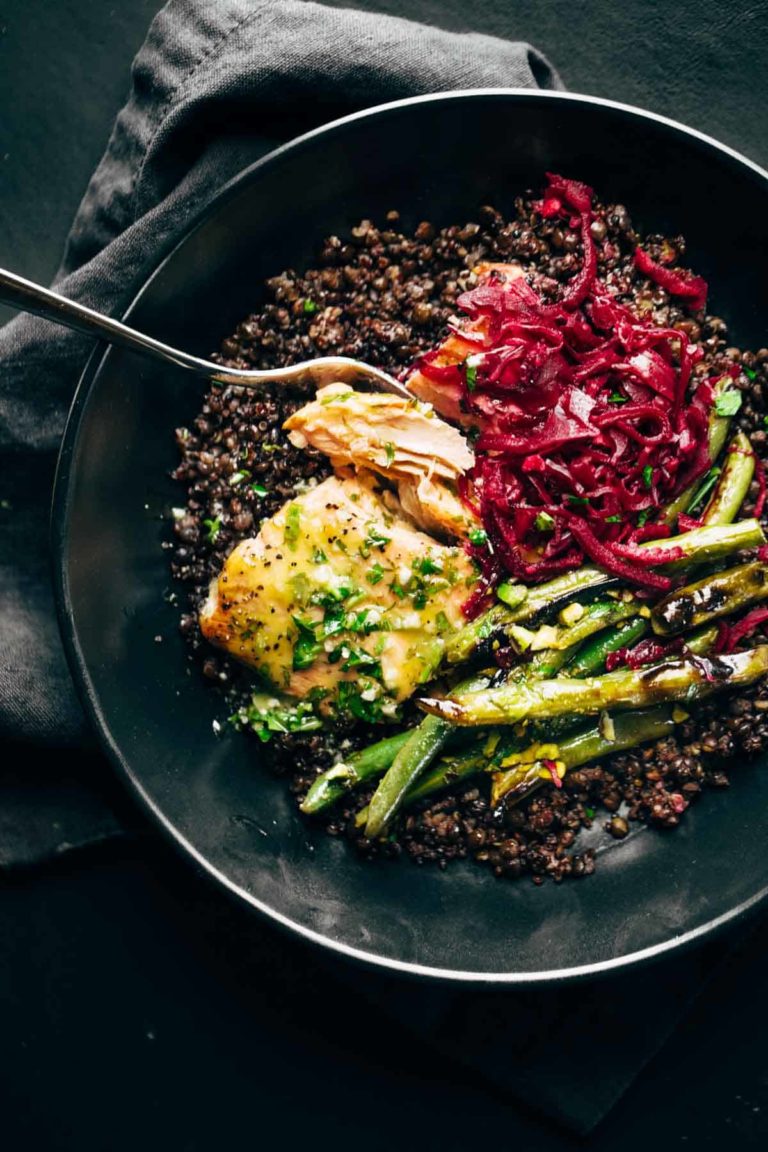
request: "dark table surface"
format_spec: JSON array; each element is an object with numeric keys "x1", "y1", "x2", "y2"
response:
[{"x1": 3, "y1": 2, "x2": 768, "y2": 1147}]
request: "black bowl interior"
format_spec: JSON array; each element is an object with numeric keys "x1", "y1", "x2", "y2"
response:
[{"x1": 55, "y1": 92, "x2": 768, "y2": 982}]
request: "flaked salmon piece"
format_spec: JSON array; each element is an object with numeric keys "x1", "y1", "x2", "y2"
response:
[
  {"x1": 284, "y1": 384, "x2": 473, "y2": 480},
  {"x1": 199, "y1": 472, "x2": 475, "y2": 714},
  {"x1": 396, "y1": 474, "x2": 476, "y2": 540},
  {"x1": 284, "y1": 383, "x2": 478, "y2": 540},
  {"x1": 405, "y1": 261, "x2": 524, "y2": 423},
  {"x1": 403, "y1": 329, "x2": 483, "y2": 426}
]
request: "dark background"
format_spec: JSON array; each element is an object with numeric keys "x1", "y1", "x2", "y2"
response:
[{"x1": 2, "y1": 1, "x2": 768, "y2": 1148}]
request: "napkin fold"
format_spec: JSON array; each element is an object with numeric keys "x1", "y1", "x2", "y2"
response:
[
  {"x1": 0, "y1": 0, "x2": 736, "y2": 1135},
  {"x1": 346, "y1": 934, "x2": 736, "y2": 1134}
]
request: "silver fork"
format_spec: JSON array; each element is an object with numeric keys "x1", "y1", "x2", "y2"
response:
[{"x1": 0, "y1": 267, "x2": 412, "y2": 399}]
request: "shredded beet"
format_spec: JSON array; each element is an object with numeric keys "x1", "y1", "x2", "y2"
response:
[
  {"x1": 542, "y1": 759, "x2": 563, "y2": 788},
  {"x1": 633, "y1": 247, "x2": 708, "y2": 312},
  {"x1": 677, "y1": 512, "x2": 703, "y2": 533},
  {"x1": 605, "y1": 636, "x2": 686, "y2": 672},
  {"x1": 753, "y1": 457, "x2": 766, "y2": 519},
  {"x1": 715, "y1": 606, "x2": 768, "y2": 654},
  {"x1": 407, "y1": 173, "x2": 717, "y2": 604}
]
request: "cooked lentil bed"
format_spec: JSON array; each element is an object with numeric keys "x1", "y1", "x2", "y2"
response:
[{"x1": 169, "y1": 190, "x2": 768, "y2": 884}]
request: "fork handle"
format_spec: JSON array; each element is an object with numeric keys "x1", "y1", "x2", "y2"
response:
[
  {"x1": 0, "y1": 265, "x2": 218, "y2": 376},
  {"x1": 0, "y1": 265, "x2": 412, "y2": 396}
]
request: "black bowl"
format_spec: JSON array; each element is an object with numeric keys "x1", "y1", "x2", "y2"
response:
[{"x1": 54, "y1": 91, "x2": 768, "y2": 983}]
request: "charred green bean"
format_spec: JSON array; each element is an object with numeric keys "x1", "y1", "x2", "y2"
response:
[
  {"x1": 419, "y1": 646, "x2": 768, "y2": 726},
  {"x1": 652, "y1": 561, "x2": 768, "y2": 637},
  {"x1": 397, "y1": 750, "x2": 488, "y2": 808},
  {"x1": 507, "y1": 596, "x2": 646, "y2": 655},
  {"x1": 443, "y1": 604, "x2": 515, "y2": 666}
]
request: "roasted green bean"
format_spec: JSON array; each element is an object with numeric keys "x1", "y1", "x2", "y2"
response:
[
  {"x1": 419, "y1": 646, "x2": 768, "y2": 726},
  {"x1": 507, "y1": 596, "x2": 646, "y2": 655},
  {"x1": 489, "y1": 705, "x2": 678, "y2": 805},
  {"x1": 398, "y1": 623, "x2": 722, "y2": 810},
  {"x1": 444, "y1": 520, "x2": 764, "y2": 666},
  {"x1": 443, "y1": 604, "x2": 514, "y2": 666},
  {"x1": 300, "y1": 730, "x2": 412, "y2": 815},
  {"x1": 700, "y1": 432, "x2": 755, "y2": 527},
  {"x1": 364, "y1": 674, "x2": 487, "y2": 838},
  {"x1": 664, "y1": 376, "x2": 734, "y2": 526},
  {"x1": 382, "y1": 750, "x2": 488, "y2": 812},
  {"x1": 652, "y1": 561, "x2": 768, "y2": 637},
  {"x1": 564, "y1": 616, "x2": 650, "y2": 678}
]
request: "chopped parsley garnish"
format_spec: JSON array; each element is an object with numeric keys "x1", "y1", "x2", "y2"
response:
[
  {"x1": 605, "y1": 513, "x2": 622, "y2": 524},
  {"x1": 468, "y1": 527, "x2": 488, "y2": 547},
  {"x1": 608, "y1": 392, "x2": 628, "y2": 404},
  {"x1": 636, "y1": 509, "x2": 652, "y2": 527},
  {"x1": 413, "y1": 555, "x2": 442, "y2": 576},
  {"x1": 230, "y1": 469, "x2": 251, "y2": 486},
  {"x1": 311, "y1": 547, "x2": 327, "y2": 564},
  {"x1": 341, "y1": 648, "x2": 381, "y2": 675},
  {"x1": 336, "y1": 682, "x2": 388, "y2": 724},
  {"x1": 584, "y1": 806, "x2": 596, "y2": 820},
  {"x1": 687, "y1": 466, "x2": 722, "y2": 514},
  {"x1": 311, "y1": 584, "x2": 356, "y2": 609},
  {"x1": 367, "y1": 563, "x2": 385, "y2": 585},
  {"x1": 320, "y1": 604, "x2": 345, "y2": 637},
  {"x1": 343, "y1": 608, "x2": 382, "y2": 635},
  {"x1": 250, "y1": 481, "x2": 268, "y2": 497},
  {"x1": 745, "y1": 367, "x2": 757, "y2": 382},
  {"x1": 284, "y1": 503, "x2": 302, "y2": 549},
  {"x1": 291, "y1": 616, "x2": 323, "y2": 670},
  {"x1": 203, "y1": 516, "x2": 222, "y2": 544},
  {"x1": 235, "y1": 694, "x2": 322, "y2": 742},
  {"x1": 365, "y1": 527, "x2": 391, "y2": 551},
  {"x1": 566, "y1": 494, "x2": 590, "y2": 507},
  {"x1": 642, "y1": 464, "x2": 654, "y2": 489},
  {"x1": 412, "y1": 591, "x2": 428, "y2": 611},
  {"x1": 714, "y1": 388, "x2": 743, "y2": 416},
  {"x1": 534, "y1": 511, "x2": 555, "y2": 533},
  {"x1": 383, "y1": 441, "x2": 396, "y2": 466},
  {"x1": 435, "y1": 610, "x2": 451, "y2": 633},
  {"x1": 302, "y1": 298, "x2": 319, "y2": 314},
  {"x1": 320, "y1": 388, "x2": 352, "y2": 405},
  {"x1": 390, "y1": 581, "x2": 407, "y2": 599},
  {"x1": 496, "y1": 582, "x2": 527, "y2": 609},
  {"x1": 465, "y1": 359, "x2": 478, "y2": 392}
]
